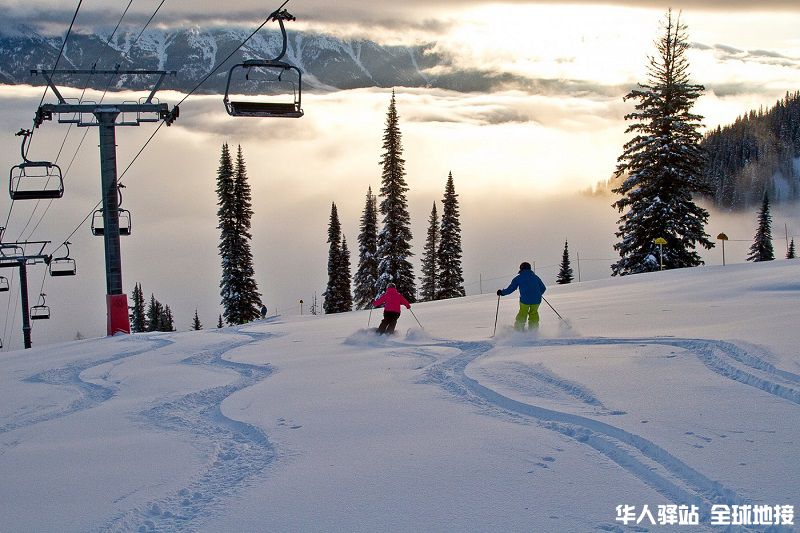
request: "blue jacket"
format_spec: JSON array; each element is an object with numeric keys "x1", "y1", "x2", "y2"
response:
[{"x1": 500, "y1": 269, "x2": 546, "y2": 305}]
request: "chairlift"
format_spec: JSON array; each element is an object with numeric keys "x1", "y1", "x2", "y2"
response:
[
  {"x1": 49, "y1": 242, "x2": 77, "y2": 277},
  {"x1": 9, "y1": 129, "x2": 64, "y2": 200},
  {"x1": 91, "y1": 209, "x2": 132, "y2": 236},
  {"x1": 91, "y1": 185, "x2": 132, "y2": 236},
  {"x1": 0, "y1": 275, "x2": 8, "y2": 292},
  {"x1": 223, "y1": 9, "x2": 304, "y2": 118},
  {"x1": 30, "y1": 293, "x2": 50, "y2": 320}
]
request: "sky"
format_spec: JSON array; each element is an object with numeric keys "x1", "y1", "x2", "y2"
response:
[{"x1": 1, "y1": 1, "x2": 800, "y2": 349}]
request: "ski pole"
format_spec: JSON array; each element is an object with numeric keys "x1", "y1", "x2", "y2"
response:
[
  {"x1": 542, "y1": 296, "x2": 566, "y2": 322},
  {"x1": 492, "y1": 294, "x2": 501, "y2": 337},
  {"x1": 368, "y1": 306, "x2": 373, "y2": 327},
  {"x1": 409, "y1": 308, "x2": 424, "y2": 330}
]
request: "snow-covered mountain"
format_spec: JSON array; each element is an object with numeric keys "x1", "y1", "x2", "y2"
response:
[
  {"x1": 0, "y1": 26, "x2": 503, "y2": 94},
  {"x1": 1, "y1": 260, "x2": 798, "y2": 531}
]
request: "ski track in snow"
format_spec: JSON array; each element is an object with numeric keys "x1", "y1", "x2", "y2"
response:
[
  {"x1": 0, "y1": 336, "x2": 173, "y2": 436},
  {"x1": 104, "y1": 326, "x2": 276, "y2": 533},
  {"x1": 412, "y1": 334, "x2": 800, "y2": 527},
  {"x1": 472, "y1": 360, "x2": 619, "y2": 415}
]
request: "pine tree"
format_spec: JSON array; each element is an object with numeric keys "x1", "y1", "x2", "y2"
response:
[
  {"x1": 376, "y1": 90, "x2": 416, "y2": 301},
  {"x1": 437, "y1": 172, "x2": 465, "y2": 299},
  {"x1": 231, "y1": 145, "x2": 263, "y2": 321},
  {"x1": 340, "y1": 236, "x2": 353, "y2": 312},
  {"x1": 788, "y1": 239, "x2": 796, "y2": 259},
  {"x1": 192, "y1": 309, "x2": 203, "y2": 330},
  {"x1": 419, "y1": 202, "x2": 439, "y2": 302},
  {"x1": 323, "y1": 202, "x2": 340, "y2": 314},
  {"x1": 557, "y1": 240, "x2": 574, "y2": 284},
  {"x1": 129, "y1": 282, "x2": 146, "y2": 333},
  {"x1": 217, "y1": 144, "x2": 262, "y2": 325},
  {"x1": 747, "y1": 193, "x2": 775, "y2": 262},
  {"x1": 146, "y1": 294, "x2": 162, "y2": 332},
  {"x1": 217, "y1": 143, "x2": 236, "y2": 326},
  {"x1": 159, "y1": 305, "x2": 175, "y2": 332},
  {"x1": 217, "y1": 314, "x2": 224, "y2": 329},
  {"x1": 611, "y1": 10, "x2": 713, "y2": 276},
  {"x1": 354, "y1": 187, "x2": 379, "y2": 309},
  {"x1": 323, "y1": 202, "x2": 349, "y2": 314}
]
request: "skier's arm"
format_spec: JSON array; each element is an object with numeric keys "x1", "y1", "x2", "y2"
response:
[{"x1": 498, "y1": 277, "x2": 519, "y2": 297}]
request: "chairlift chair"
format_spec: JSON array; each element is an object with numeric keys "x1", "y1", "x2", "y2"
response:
[
  {"x1": 10, "y1": 161, "x2": 65, "y2": 200},
  {"x1": 0, "y1": 275, "x2": 9, "y2": 292},
  {"x1": 30, "y1": 294, "x2": 50, "y2": 320},
  {"x1": 223, "y1": 9, "x2": 304, "y2": 119},
  {"x1": 91, "y1": 185, "x2": 132, "y2": 236},
  {"x1": 224, "y1": 60, "x2": 303, "y2": 118},
  {"x1": 9, "y1": 129, "x2": 65, "y2": 200},
  {"x1": 49, "y1": 242, "x2": 77, "y2": 277},
  {"x1": 91, "y1": 209, "x2": 131, "y2": 236}
]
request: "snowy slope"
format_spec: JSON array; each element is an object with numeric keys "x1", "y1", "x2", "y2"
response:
[{"x1": 0, "y1": 261, "x2": 798, "y2": 532}]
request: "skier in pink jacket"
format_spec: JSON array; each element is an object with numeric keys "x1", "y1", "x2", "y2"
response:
[{"x1": 372, "y1": 283, "x2": 411, "y2": 335}]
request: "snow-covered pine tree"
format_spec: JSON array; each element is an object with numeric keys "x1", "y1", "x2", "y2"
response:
[
  {"x1": 129, "y1": 282, "x2": 146, "y2": 333},
  {"x1": 340, "y1": 236, "x2": 353, "y2": 312},
  {"x1": 437, "y1": 172, "x2": 465, "y2": 299},
  {"x1": 419, "y1": 202, "x2": 439, "y2": 302},
  {"x1": 788, "y1": 239, "x2": 796, "y2": 259},
  {"x1": 146, "y1": 294, "x2": 162, "y2": 332},
  {"x1": 376, "y1": 90, "x2": 416, "y2": 302},
  {"x1": 747, "y1": 193, "x2": 775, "y2": 262},
  {"x1": 611, "y1": 10, "x2": 713, "y2": 276},
  {"x1": 324, "y1": 202, "x2": 349, "y2": 314},
  {"x1": 217, "y1": 144, "x2": 262, "y2": 325},
  {"x1": 557, "y1": 240, "x2": 574, "y2": 284},
  {"x1": 231, "y1": 145, "x2": 262, "y2": 322},
  {"x1": 354, "y1": 187, "x2": 379, "y2": 309},
  {"x1": 217, "y1": 144, "x2": 236, "y2": 325},
  {"x1": 192, "y1": 309, "x2": 202, "y2": 330}
]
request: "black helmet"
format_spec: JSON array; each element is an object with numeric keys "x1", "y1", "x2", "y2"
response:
[
  {"x1": 519, "y1": 261, "x2": 532, "y2": 272},
  {"x1": 387, "y1": 282, "x2": 396, "y2": 289}
]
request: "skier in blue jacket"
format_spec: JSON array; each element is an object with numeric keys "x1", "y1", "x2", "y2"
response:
[{"x1": 497, "y1": 261, "x2": 547, "y2": 330}]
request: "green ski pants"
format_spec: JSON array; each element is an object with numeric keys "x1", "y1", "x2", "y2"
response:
[{"x1": 515, "y1": 303, "x2": 540, "y2": 330}]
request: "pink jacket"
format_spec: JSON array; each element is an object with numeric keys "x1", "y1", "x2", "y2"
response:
[{"x1": 373, "y1": 287, "x2": 411, "y2": 313}]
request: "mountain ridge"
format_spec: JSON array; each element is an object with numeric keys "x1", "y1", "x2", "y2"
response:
[{"x1": 0, "y1": 25, "x2": 497, "y2": 94}]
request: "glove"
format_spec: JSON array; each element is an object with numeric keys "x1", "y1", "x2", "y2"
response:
[{"x1": 496, "y1": 289, "x2": 503, "y2": 296}]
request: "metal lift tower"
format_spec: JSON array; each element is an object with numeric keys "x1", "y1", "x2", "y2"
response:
[
  {"x1": 0, "y1": 241, "x2": 50, "y2": 349},
  {"x1": 32, "y1": 68, "x2": 179, "y2": 336}
]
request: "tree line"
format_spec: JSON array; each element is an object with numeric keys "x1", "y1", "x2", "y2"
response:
[
  {"x1": 702, "y1": 91, "x2": 800, "y2": 210},
  {"x1": 129, "y1": 283, "x2": 175, "y2": 332},
  {"x1": 323, "y1": 91, "x2": 466, "y2": 313}
]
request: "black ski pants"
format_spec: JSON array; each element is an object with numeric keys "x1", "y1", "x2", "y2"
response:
[{"x1": 377, "y1": 311, "x2": 401, "y2": 335}]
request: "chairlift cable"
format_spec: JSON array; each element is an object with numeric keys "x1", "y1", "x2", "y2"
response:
[
  {"x1": 51, "y1": 0, "x2": 295, "y2": 253},
  {"x1": 22, "y1": 1, "x2": 138, "y2": 244},
  {"x1": 21, "y1": 0, "x2": 159, "y2": 256},
  {"x1": 33, "y1": 0, "x2": 84, "y2": 121},
  {"x1": 4, "y1": 0, "x2": 133, "y2": 245},
  {"x1": 25, "y1": 0, "x2": 84, "y2": 159},
  {"x1": 132, "y1": 0, "x2": 166, "y2": 45}
]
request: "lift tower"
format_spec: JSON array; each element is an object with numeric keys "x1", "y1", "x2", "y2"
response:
[
  {"x1": 32, "y1": 68, "x2": 179, "y2": 335},
  {"x1": 0, "y1": 241, "x2": 50, "y2": 349}
]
